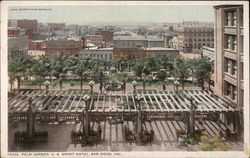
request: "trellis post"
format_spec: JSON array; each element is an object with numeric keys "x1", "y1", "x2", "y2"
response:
[
  {"x1": 82, "y1": 95, "x2": 91, "y2": 137},
  {"x1": 27, "y1": 97, "x2": 35, "y2": 138},
  {"x1": 135, "y1": 95, "x2": 143, "y2": 134}
]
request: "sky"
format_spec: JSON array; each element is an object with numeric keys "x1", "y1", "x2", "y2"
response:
[{"x1": 8, "y1": 5, "x2": 214, "y2": 25}]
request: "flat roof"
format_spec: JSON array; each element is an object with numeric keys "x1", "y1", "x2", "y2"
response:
[
  {"x1": 114, "y1": 36, "x2": 163, "y2": 41},
  {"x1": 146, "y1": 47, "x2": 179, "y2": 51}
]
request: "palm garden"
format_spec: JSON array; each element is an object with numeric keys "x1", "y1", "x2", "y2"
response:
[{"x1": 8, "y1": 54, "x2": 213, "y2": 92}]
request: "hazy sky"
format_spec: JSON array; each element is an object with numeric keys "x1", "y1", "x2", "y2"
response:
[{"x1": 8, "y1": 5, "x2": 214, "y2": 25}]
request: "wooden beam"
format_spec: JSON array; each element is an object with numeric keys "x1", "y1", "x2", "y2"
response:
[
  {"x1": 156, "y1": 90, "x2": 170, "y2": 111},
  {"x1": 162, "y1": 91, "x2": 178, "y2": 112},
  {"x1": 151, "y1": 90, "x2": 163, "y2": 112},
  {"x1": 67, "y1": 91, "x2": 79, "y2": 112},
  {"x1": 146, "y1": 90, "x2": 157, "y2": 112}
]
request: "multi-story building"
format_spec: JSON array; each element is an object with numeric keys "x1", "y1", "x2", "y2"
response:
[
  {"x1": 96, "y1": 29, "x2": 114, "y2": 42},
  {"x1": 17, "y1": 19, "x2": 38, "y2": 32},
  {"x1": 113, "y1": 36, "x2": 164, "y2": 60},
  {"x1": 146, "y1": 47, "x2": 180, "y2": 57},
  {"x1": 80, "y1": 47, "x2": 113, "y2": 60},
  {"x1": 213, "y1": 4, "x2": 244, "y2": 134},
  {"x1": 177, "y1": 27, "x2": 214, "y2": 54},
  {"x1": 113, "y1": 36, "x2": 164, "y2": 49},
  {"x1": 84, "y1": 35, "x2": 103, "y2": 47},
  {"x1": 47, "y1": 23, "x2": 66, "y2": 32},
  {"x1": 8, "y1": 35, "x2": 29, "y2": 60},
  {"x1": 113, "y1": 48, "x2": 146, "y2": 60},
  {"x1": 44, "y1": 39, "x2": 84, "y2": 57},
  {"x1": 8, "y1": 19, "x2": 17, "y2": 27},
  {"x1": 28, "y1": 40, "x2": 45, "y2": 50},
  {"x1": 27, "y1": 50, "x2": 45, "y2": 60},
  {"x1": 202, "y1": 46, "x2": 215, "y2": 61}
]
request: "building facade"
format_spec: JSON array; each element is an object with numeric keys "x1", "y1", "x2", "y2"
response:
[
  {"x1": 28, "y1": 40, "x2": 45, "y2": 50},
  {"x1": 17, "y1": 19, "x2": 38, "y2": 32},
  {"x1": 177, "y1": 27, "x2": 214, "y2": 54},
  {"x1": 80, "y1": 48, "x2": 113, "y2": 60},
  {"x1": 44, "y1": 39, "x2": 83, "y2": 57},
  {"x1": 202, "y1": 46, "x2": 215, "y2": 61},
  {"x1": 27, "y1": 50, "x2": 46, "y2": 60},
  {"x1": 146, "y1": 47, "x2": 180, "y2": 57},
  {"x1": 96, "y1": 30, "x2": 114, "y2": 42},
  {"x1": 8, "y1": 35, "x2": 29, "y2": 60},
  {"x1": 113, "y1": 36, "x2": 164, "y2": 49},
  {"x1": 213, "y1": 5, "x2": 244, "y2": 134},
  {"x1": 85, "y1": 35, "x2": 103, "y2": 47}
]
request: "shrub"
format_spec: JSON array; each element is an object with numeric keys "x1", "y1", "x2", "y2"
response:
[{"x1": 199, "y1": 135, "x2": 230, "y2": 151}]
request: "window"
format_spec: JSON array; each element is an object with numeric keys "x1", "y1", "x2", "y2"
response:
[
  {"x1": 232, "y1": 61, "x2": 237, "y2": 76},
  {"x1": 225, "y1": 35, "x2": 237, "y2": 51},
  {"x1": 239, "y1": 8, "x2": 243, "y2": 27},
  {"x1": 225, "y1": 10, "x2": 237, "y2": 26},
  {"x1": 232, "y1": 86, "x2": 237, "y2": 100},
  {"x1": 225, "y1": 81, "x2": 237, "y2": 100},
  {"x1": 225, "y1": 58, "x2": 237, "y2": 76},
  {"x1": 225, "y1": 82, "x2": 232, "y2": 96}
]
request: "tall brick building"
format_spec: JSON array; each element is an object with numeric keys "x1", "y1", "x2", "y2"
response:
[
  {"x1": 44, "y1": 39, "x2": 84, "y2": 57},
  {"x1": 17, "y1": 19, "x2": 38, "y2": 32},
  {"x1": 96, "y1": 29, "x2": 113, "y2": 42}
]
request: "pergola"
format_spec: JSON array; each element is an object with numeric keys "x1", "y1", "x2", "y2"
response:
[
  {"x1": 9, "y1": 89, "x2": 240, "y2": 144},
  {"x1": 8, "y1": 89, "x2": 236, "y2": 120}
]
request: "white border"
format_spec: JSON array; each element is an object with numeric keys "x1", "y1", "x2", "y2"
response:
[{"x1": 1, "y1": 1, "x2": 249, "y2": 158}]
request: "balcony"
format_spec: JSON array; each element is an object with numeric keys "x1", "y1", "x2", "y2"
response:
[
  {"x1": 224, "y1": 73, "x2": 237, "y2": 85},
  {"x1": 224, "y1": 27, "x2": 237, "y2": 34},
  {"x1": 224, "y1": 49, "x2": 237, "y2": 60}
]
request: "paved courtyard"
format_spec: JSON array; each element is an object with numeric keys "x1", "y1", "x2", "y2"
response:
[{"x1": 9, "y1": 120, "x2": 243, "y2": 152}]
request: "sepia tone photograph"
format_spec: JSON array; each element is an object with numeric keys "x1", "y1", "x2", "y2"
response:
[{"x1": 1, "y1": 1, "x2": 249, "y2": 158}]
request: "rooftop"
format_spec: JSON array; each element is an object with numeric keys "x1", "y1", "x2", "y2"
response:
[
  {"x1": 113, "y1": 36, "x2": 163, "y2": 41},
  {"x1": 146, "y1": 47, "x2": 179, "y2": 51}
]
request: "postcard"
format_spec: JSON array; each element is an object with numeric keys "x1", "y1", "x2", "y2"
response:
[{"x1": 1, "y1": 1, "x2": 249, "y2": 158}]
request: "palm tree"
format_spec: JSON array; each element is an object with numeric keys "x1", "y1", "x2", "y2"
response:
[
  {"x1": 92, "y1": 66, "x2": 107, "y2": 94},
  {"x1": 191, "y1": 57, "x2": 212, "y2": 90},
  {"x1": 72, "y1": 57, "x2": 88, "y2": 90},
  {"x1": 8, "y1": 57, "x2": 34, "y2": 90},
  {"x1": 117, "y1": 72, "x2": 131, "y2": 93},
  {"x1": 50, "y1": 55, "x2": 72, "y2": 90},
  {"x1": 156, "y1": 70, "x2": 168, "y2": 90},
  {"x1": 174, "y1": 57, "x2": 191, "y2": 90},
  {"x1": 90, "y1": 59, "x2": 109, "y2": 94},
  {"x1": 31, "y1": 60, "x2": 48, "y2": 89},
  {"x1": 132, "y1": 59, "x2": 150, "y2": 92},
  {"x1": 158, "y1": 55, "x2": 174, "y2": 71}
]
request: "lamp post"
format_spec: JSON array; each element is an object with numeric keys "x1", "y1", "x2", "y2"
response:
[
  {"x1": 135, "y1": 95, "x2": 143, "y2": 134},
  {"x1": 174, "y1": 80, "x2": 180, "y2": 93},
  {"x1": 89, "y1": 80, "x2": 95, "y2": 95},
  {"x1": 132, "y1": 80, "x2": 137, "y2": 93},
  {"x1": 44, "y1": 80, "x2": 50, "y2": 95}
]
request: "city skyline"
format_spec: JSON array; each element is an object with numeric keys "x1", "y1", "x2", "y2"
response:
[{"x1": 8, "y1": 5, "x2": 214, "y2": 25}]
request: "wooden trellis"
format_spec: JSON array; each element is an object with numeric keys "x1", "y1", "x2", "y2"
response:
[{"x1": 8, "y1": 90, "x2": 236, "y2": 120}]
